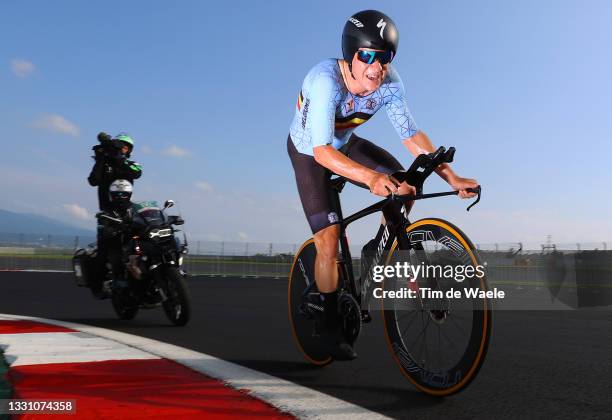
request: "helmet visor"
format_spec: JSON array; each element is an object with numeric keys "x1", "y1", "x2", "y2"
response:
[
  {"x1": 356, "y1": 49, "x2": 394, "y2": 65},
  {"x1": 110, "y1": 191, "x2": 131, "y2": 201}
]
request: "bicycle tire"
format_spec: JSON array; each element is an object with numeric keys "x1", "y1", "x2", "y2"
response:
[
  {"x1": 288, "y1": 239, "x2": 333, "y2": 366},
  {"x1": 381, "y1": 218, "x2": 492, "y2": 396}
]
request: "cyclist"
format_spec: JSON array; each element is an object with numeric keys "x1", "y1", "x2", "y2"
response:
[{"x1": 287, "y1": 9, "x2": 478, "y2": 360}]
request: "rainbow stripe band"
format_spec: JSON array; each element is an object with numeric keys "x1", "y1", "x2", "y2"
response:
[{"x1": 334, "y1": 112, "x2": 373, "y2": 130}]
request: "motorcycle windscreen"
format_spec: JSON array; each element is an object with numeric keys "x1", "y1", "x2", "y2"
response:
[{"x1": 132, "y1": 201, "x2": 167, "y2": 228}]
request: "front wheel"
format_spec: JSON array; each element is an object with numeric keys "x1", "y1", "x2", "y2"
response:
[
  {"x1": 162, "y1": 267, "x2": 191, "y2": 326},
  {"x1": 111, "y1": 288, "x2": 139, "y2": 320},
  {"x1": 381, "y1": 218, "x2": 492, "y2": 396}
]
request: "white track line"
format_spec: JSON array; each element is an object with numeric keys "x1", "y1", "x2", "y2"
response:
[
  {"x1": 1, "y1": 332, "x2": 158, "y2": 366},
  {"x1": 0, "y1": 314, "x2": 390, "y2": 420}
]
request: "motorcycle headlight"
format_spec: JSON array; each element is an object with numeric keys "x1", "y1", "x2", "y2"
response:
[
  {"x1": 178, "y1": 256, "x2": 184, "y2": 266},
  {"x1": 149, "y1": 228, "x2": 172, "y2": 239}
]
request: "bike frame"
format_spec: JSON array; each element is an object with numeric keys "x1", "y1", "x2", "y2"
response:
[
  {"x1": 326, "y1": 146, "x2": 481, "y2": 306},
  {"x1": 330, "y1": 179, "x2": 412, "y2": 305}
]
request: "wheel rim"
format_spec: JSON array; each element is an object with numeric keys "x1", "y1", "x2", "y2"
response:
[{"x1": 381, "y1": 219, "x2": 491, "y2": 395}]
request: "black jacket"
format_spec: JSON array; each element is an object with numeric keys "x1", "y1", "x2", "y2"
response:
[{"x1": 97, "y1": 204, "x2": 135, "y2": 241}]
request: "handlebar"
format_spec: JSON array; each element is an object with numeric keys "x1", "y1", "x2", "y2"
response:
[
  {"x1": 386, "y1": 146, "x2": 482, "y2": 211},
  {"x1": 390, "y1": 185, "x2": 481, "y2": 211},
  {"x1": 392, "y1": 146, "x2": 455, "y2": 193},
  {"x1": 95, "y1": 213, "x2": 123, "y2": 224}
]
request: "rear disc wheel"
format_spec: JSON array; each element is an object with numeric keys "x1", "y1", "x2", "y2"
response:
[{"x1": 288, "y1": 240, "x2": 332, "y2": 366}]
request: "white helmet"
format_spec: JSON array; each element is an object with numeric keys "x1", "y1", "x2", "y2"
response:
[{"x1": 108, "y1": 179, "x2": 133, "y2": 204}]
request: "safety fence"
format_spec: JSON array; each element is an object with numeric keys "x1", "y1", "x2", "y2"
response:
[
  {"x1": 0, "y1": 233, "x2": 609, "y2": 280},
  {"x1": 2, "y1": 232, "x2": 611, "y2": 309}
]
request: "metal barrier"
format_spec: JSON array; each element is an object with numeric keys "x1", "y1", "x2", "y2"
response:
[{"x1": 0, "y1": 235, "x2": 610, "y2": 287}]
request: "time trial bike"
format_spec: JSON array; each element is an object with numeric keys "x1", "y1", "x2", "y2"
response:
[{"x1": 288, "y1": 146, "x2": 491, "y2": 396}]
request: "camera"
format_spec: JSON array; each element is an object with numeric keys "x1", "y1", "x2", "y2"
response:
[{"x1": 92, "y1": 132, "x2": 123, "y2": 161}]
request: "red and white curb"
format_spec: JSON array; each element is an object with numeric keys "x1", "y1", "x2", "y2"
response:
[{"x1": 0, "y1": 314, "x2": 389, "y2": 419}]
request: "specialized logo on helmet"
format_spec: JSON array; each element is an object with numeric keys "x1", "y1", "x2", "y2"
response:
[
  {"x1": 376, "y1": 18, "x2": 387, "y2": 39},
  {"x1": 348, "y1": 17, "x2": 364, "y2": 28}
]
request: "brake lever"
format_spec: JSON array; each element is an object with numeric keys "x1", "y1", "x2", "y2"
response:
[{"x1": 466, "y1": 186, "x2": 481, "y2": 212}]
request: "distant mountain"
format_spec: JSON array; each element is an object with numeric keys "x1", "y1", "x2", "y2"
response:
[{"x1": 0, "y1": 209, "x2": 94, "y2": 237}]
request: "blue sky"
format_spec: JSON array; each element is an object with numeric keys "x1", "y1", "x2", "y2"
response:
[{"x1": 1, "y1": 1, "x2": 611, "y2": 246}]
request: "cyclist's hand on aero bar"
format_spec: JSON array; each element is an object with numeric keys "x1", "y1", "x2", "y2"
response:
[
  {"x1": 368, "y1": 173, "x2": 402, "y2": 197},
  {"x1": 450, "y1": 176, "x2": 479, "y2": 199}
]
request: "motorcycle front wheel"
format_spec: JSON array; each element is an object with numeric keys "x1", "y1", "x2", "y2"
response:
[{"x1": 162, "y1": 267, "x2": 191, "y2": 326}]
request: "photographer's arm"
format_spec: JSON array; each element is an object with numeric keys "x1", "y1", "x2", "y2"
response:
[
  {"x1": 114, "y1": 160, "x2": 142, "y2": 180},
  {"x1": 88, "y1": 160, "x2": 103, "y2": 186}
]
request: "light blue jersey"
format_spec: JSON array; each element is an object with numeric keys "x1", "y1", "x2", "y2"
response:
[{"x1": 289, "y1": 59, "x2": 418, "y2": 156}]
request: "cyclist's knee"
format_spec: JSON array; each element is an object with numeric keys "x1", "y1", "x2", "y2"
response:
[{"x1": 314, "y1": 225, "x2": 339, "y2": 261}]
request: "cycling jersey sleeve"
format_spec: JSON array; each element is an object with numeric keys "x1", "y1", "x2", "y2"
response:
[
  {"x1": 384, "y1": 68, "x2": 419, "y2": 140},
  {"x1": 308, "y1": 74, "x2": 338, "y2": 149}
]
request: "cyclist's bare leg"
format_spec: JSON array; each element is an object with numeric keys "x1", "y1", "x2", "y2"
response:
[
  {"x1": 312, "y1": 223, "x2": 357, "y2": 359},
  {"x1": 313, "y1": 224, "x2": 340, "y2": 293}
]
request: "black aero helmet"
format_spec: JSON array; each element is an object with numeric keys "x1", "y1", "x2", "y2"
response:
[{"x1": 342, "y1": 10, "x2": 399, "y2": 70}]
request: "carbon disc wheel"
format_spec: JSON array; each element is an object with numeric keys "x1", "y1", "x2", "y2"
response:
[{"x1": 288, "y1": 240, "x2": 332, "y2": 366}]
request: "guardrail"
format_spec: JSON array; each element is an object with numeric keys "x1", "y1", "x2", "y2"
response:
[
  {"x1": 2, "y1": 234, "x2": 610, "y2": 308},
  {"x1": 0, "y1": 237, "x2": 610, "y2": 281}
]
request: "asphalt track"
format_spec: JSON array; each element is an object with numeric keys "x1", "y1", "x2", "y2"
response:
[{"x1": 1, "y1": 272, "x2": 611, "y2": 419}]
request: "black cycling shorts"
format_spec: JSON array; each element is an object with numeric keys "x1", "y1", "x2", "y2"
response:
[{"x1": 287, "y1": 134, "x2": 404, "y2": 234}]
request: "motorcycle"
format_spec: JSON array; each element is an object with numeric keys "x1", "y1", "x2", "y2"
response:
[{"x1": 72, "y1": 199, "x2": 191, "y2": 326}]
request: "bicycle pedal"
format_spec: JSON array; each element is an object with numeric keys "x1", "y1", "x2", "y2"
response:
[{"x1": 361, "y1": 310, "x2": 372, "y2": 323}]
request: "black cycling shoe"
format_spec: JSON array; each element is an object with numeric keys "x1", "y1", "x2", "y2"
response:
[
  {"x1": 321, "y1": 330, "x2": 357, "y2": 361},
  {"x1": 330, "y1": 340, "x2": 357, "y2": 361}
]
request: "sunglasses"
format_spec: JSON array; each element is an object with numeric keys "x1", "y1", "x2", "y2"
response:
[{"x1": 356, "y1": 50, "x2": 394, "y2": 65}]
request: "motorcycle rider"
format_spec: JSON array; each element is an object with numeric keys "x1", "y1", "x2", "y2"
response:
[
  {"x1": 91, "y1": 179, "x2": 135, "y2": 298},
  {"x1": 88, "y1": 132, "x2": 142, "y2": 211}
]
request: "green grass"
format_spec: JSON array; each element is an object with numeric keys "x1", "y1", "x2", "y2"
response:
[
  {"x1": 0, "y1": 253, "x2": 72, "y2": 260},
  {"x1": 0, "y1": 253, "x2": 293, "y2": 266}
]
